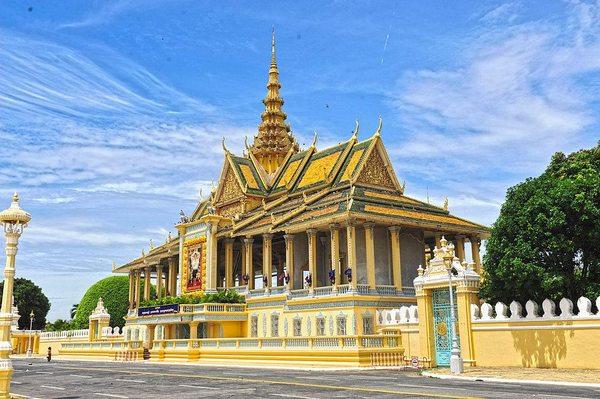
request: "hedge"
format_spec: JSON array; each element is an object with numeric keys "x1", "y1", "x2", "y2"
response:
[{"x1": 73, "y1": 275, "x2": 154, "y2": 329}]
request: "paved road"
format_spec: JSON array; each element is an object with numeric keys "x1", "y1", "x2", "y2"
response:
[{"x1": 9, "y1": 358, "x2": 599, "y2": 399}]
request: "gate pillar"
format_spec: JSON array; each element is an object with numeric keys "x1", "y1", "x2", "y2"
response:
[{"x1": 413, "y1": 237, "x2": 480, "y2": 367}]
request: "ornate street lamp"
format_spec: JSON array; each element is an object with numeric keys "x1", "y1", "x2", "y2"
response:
[
  {"x1": 26, "y1": 310, "x2": 34, "y2": 358},
  {"x1": 440, "y1": 236, "x2": 464, "y2": 374},
  {"x1": 0, "y1": 193, "x2": 31, "y2": 396}
]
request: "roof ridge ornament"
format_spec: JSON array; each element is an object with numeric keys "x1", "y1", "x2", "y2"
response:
[
  {"x1": 352, "y1": 119, "x2": 359, "y2": 139},
  {"x1": 222, "y1": 137, "x2": 230, "y2": 154},
  {"x1": 374, "y1": 115, "x2": 383, "y2": 137},
  {"x1": 311, "y1": 131, "x2": 318, "y2": 148}
]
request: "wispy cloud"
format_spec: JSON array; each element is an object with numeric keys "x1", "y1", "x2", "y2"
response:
[
  {"x1": 58, "y1": 0, "x2": 145, "y2": 30},
  {"x1": 389, "y1": 0, "x2": 600, "y2": 224}
]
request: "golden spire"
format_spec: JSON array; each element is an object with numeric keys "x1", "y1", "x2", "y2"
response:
[{"x1": 250, "y1": 28, "x2": 299, "y2": 174}]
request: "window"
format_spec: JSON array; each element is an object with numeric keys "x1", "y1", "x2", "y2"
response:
[
  {"x1": 250, "y1": 316, "x2": 258, "y2": 338},
  {"x1": 362, "y1": 315, "x2": 373, "y2": 335},
  {"x1": 336, "y1": 316, "x2": 347, "y2": 336},
  {"x1": 271, "y1": 314, "x2": 279, "y2": 337},
  {"x1": 293, "y1": 318, "x2": 302, "y2": 337},
  {"x1": 316, "y1": 317, "x2": 325, "y2": 336}
]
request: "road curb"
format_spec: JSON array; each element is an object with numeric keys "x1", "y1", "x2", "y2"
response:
[{"x1": 421, "y1": 371, "x2": 600, "y2": 388}]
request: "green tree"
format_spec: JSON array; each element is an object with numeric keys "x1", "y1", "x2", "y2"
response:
[
  {"x1": 70, "y1": 303, "x2": 79, "y2": 319},
  {"x1": 45, "y1": 319, "x2": 73, "y2": 331},
  {"x1": 73, "y1": 275, "x2": 153, "y2": 329},
  {"x1": 0, "y1": 278, "x2": 50, "y2": 330},
  {"x1": 481, "y1": 142, "x2": 600, "y2": 305}
]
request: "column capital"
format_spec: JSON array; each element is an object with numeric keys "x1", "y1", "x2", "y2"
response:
[
  {"x1": 328, "y1": 223, "x2": 340, "y2": 231},
  {"x1": 455, "y1": 234, "x2": 466, "y2": 239},
  {"x1": 156, "y1": 264, "x2": 163, "y2": 271},
  {"x1": 283, "y1": 233, "x2": 294, "y2": 243},
  {"x1": 244, "y1": 237, "x2": 254, "y2": 245},
  {"x1": 306, "y1": 228, "x2": 318, "y2": 237},
  {"x1": 469, "y1": 236, "x2": 481, "y2": 244},
  {"x1": 224, "y1": 238, "x2": 235, "y2": 245},
  {"x1": 364, "y1": 222, "x2": 376, "y2": 230},
  {"x1": 388, "y1": 226, "x2": 402, "y2": 233},
  {"x1": 262, "y1": 233, "x2": 273, "y2": 241}
]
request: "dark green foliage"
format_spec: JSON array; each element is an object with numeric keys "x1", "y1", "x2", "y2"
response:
[
  {"x1": 481, "y1": 142, "x2": 600, "y2": 305},
  {"x1": 45, "y1": 319, "x2": 74, "y2": 331},
  {"x1": 139, "y1": 289, "x2": 245, "y2": 308},
  {"x1": 0, "y1": 278, "x2": 50, "y2": 330},
  {"x1": 73, "y1": 276, "x2": 154, "y2": 329}
]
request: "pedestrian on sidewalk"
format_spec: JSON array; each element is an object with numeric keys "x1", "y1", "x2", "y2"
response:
[{"x1": 46, "y1": 347, "x2": 51, "y2": 362}]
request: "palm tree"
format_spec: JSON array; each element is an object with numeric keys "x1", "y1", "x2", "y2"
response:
[{"x1": 70, "y1": 303, "x2": 79, "y2": 319}]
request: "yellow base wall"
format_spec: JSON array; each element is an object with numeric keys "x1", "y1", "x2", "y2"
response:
[{"x1": 472, "y1": 319, "x2": 600, "y2": 369}]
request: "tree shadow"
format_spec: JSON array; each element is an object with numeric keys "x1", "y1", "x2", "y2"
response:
[{"x1": 511, "y1": 322, "x2": 570, "y2": 367}]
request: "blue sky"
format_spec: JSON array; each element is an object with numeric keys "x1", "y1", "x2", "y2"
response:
[{"x1": 1, "y1": 1, "x2": 599, "y2": 321}]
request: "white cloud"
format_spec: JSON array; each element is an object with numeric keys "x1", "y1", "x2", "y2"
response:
[{"x1": 388, "y1": 0, "x2": 600, "y2": 225}]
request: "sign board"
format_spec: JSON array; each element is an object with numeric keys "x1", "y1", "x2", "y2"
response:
[
  {"x1": 138, "y1": 304, "x2": 180, "y2": 317},
  {"x1": 411, "y1": 356, "x2": 419, "y2": 368}
]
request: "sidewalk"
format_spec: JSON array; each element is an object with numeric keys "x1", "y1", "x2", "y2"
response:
[{"x1": 423, "y1": 366, "x2": 600, "y2": 388}]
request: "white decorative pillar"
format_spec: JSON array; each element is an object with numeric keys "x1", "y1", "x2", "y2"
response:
[{"x1": 0, "y1": 193, "x2": 31, "y2": 397}]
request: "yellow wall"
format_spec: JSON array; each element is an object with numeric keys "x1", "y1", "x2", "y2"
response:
[
  {"x1": 471, "y1": 319, "x2": 600, "y2": 369},
  {"x1": 246, "y1": 295, "x2": 415, "y2": 339}
]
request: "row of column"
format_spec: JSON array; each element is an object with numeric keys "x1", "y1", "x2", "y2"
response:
[
  {"x1": 128, "y1": 257, "x2": 178, "y2": 309},
  {"x1": 229, "y1": 223, "x2": 405, "y2": 293},
  {"x1": 211, "y1": 229, "x2": 482, "y2": 294}
]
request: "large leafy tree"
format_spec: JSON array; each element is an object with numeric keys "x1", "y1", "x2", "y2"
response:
[
  {"x1": 0, "y1": 278, "x2": 51, "y2": 330},
  {"x1": 481, "y1": 142, "x2": 600, "y2": 305},
  {"x1": 73, "y1": 275, "x2": 153, "y2": 329}
]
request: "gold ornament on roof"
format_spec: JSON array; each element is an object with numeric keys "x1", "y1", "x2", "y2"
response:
[{"x1": 249, "y1": 28, "x2": 299, "y2": 174}]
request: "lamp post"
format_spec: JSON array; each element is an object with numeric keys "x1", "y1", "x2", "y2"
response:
[
  {"x1": 26, "y1": 311, "x2": 34, "y2": 358},
  {"x1": 441, "y1": 237, "x2": 463, "y2": 374},
  {"x1": 0, "y1": 193, "x2": 31, "y2": 397}
]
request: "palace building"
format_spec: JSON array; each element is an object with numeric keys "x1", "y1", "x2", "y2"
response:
[{"x1": 110, "y1": 32, "x2": 489, "y2": 366}]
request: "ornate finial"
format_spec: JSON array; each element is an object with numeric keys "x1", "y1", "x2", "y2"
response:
[
  {"x1": 271, "y1": 26, "x2": 276, "y2": 62},
  {"x1": 149, "y1": 239, "x2": 154, "y2": 250},
  {"x1": 374, "y1": 115, "x2": 383, "y2": 136},
  {"x1": 440, "y1": 236, "x2": 447, "y2": 248},
  {"x1": 12, "y1": 192, "x2": 18, "y2": 202},
  {"x1": 417, "y1": 264, "x2": 424, "y2": 276},
  {"x1": 250, "y1": 29, "x2": 299, "y2": 174},
  {"x1": 244, "y1": 136, "x2": 250, "y2": 151},
  {"x1": 400, "y1": 180, "x2": 406, "y2": 193},
  {"x1": 167, "y1": 231, "x2": 172, "y2": 242},
  {"x1": 112, "y1": 261, "x2": 116, "y2": 270},
  {"x1": 443, "y1": 197, "x2": 449, "y2": 211},
  {"x1": 141, "y1": 249, "x2": 146, "y2": 258},
  {"x1": 222, "y1": 137, "x2": 229, "y2": 153},
  {"x1": 352, "y1": 119, "x2": 359, "y2": 139},
  {"x1": 311, "y1": 131, "x2": 318, "y2": 148}
]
